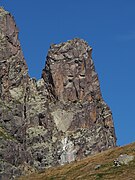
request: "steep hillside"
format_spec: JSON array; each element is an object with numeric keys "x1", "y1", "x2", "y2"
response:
[{"x1": 19, "y1": 142, "x2": 135, "y2": 180}]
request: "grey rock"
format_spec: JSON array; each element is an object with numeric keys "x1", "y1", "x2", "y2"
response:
[{"x1": 114, "y1": 154, "x2": 134, "y2": 166}]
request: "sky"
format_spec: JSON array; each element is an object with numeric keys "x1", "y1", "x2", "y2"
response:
[{"x1": 0, "y1": 0, "x2": 135, "y2": 146}]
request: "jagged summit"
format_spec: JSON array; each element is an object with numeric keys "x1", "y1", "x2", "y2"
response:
[
  {"x1": 0, "y1": 8, "x2": 116, "y2": 179},
  {"x1": 43, "y1": 38, "x2": 97, "y2": 103}
]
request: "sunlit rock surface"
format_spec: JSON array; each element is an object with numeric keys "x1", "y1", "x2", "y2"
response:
[{"x1": 0, "y1": 7, "x2": 116, "y2": 179}]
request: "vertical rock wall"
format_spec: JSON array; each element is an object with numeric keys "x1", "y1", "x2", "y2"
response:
[
  {"x1": 42, "y1": 38, "x2": 116, "y2": 164},
  {"x1": 0, "y1": 7, "x2": 30, "y2": 179}
]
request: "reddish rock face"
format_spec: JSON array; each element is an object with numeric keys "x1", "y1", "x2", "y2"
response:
[
  {"x1": 43, "y1": 39, "x2": 115, "y2": 131},
  {"x1": 43, "y1": 39, "x2": 101, "y2": 103},
  {"x1": 0, "y1": 7, "x2": 116, "y2": 179},
  {"x1": 0, "y1": 8, "x2": 28, "y2": 101}
]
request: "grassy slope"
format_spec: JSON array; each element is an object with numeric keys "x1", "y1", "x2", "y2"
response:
[{"x1": 19, "y1": 142, "x2": 135, "y2": 180}]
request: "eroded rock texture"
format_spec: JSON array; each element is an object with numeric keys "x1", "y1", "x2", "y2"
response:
[{"x1": 0, "y1": 7, "x2": 116, "y2": 179}]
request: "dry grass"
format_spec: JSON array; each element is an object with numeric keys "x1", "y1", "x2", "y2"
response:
[{"x1": 18, "y1": 142, "x2": 135, "y2": 180}]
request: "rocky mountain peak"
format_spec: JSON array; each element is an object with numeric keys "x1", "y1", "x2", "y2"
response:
[
  {"x1": 43, "y1": 38, "x2": 98, "y2": 103},
  {"x1": 42, "y1": 38, "x2": 114, "y2": 132},
  {"x1": 0, "y1": 8, "x2": 116, "y2": 179},
  {"x1": 0, "y1": 8, "x2": 28, "y2": 101}
]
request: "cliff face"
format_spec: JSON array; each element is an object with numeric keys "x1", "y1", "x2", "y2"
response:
[{"x1": 0, "y1": 7, "x2": 116, "y2": 179}]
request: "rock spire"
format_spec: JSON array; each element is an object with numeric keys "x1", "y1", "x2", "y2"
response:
[{"x1": 0, "y1": 7, "x2": 116, "y2": 179}]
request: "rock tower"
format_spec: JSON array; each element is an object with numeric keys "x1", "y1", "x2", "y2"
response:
[{"x1": 0, "y1": 7, "x2": 116, "y2": 179}]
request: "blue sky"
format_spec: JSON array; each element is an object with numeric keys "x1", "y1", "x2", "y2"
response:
[{"x1": 1, "y1": 0, "x2": 135, "y2": 146}]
